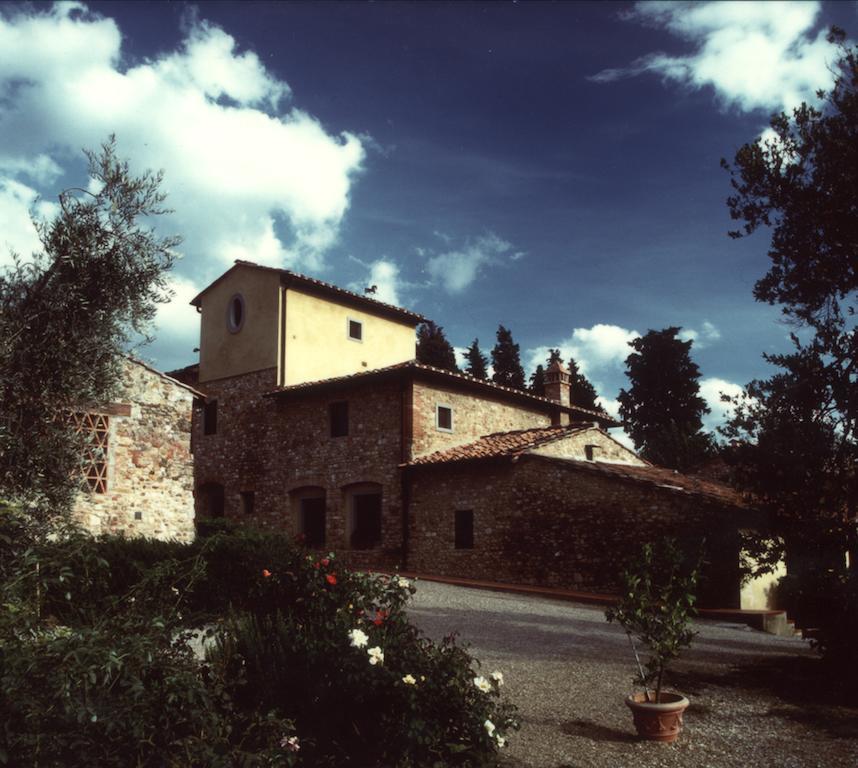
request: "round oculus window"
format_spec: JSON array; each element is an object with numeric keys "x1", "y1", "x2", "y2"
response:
[{"x1": 227, "y1": 293, "x2": 245, "y2": 333}]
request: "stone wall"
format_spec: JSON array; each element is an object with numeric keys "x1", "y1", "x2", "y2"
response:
[
  {"x1": 409, "y1": 380, "x2": 551, "y2": 460},
  {"x1": 73, "y1": 360, "x2": 196, "y2": 542},
  {"x1": 192, "y1": 368, "x2": 406, "y2": 570},
  {"x1": 406, "y1": 454, "x2": 742, "y2": 607},
  {"x1": 531, "y1": 428, "x2": 645, "y2": 464}
]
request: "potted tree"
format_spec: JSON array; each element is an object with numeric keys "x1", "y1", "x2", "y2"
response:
[{"x1": 605, "y1": 538, "x2": 701, "y2": 743}]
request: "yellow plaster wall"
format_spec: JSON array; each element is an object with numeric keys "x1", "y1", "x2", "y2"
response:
[
  {"x1": 283, "y1": 288, "x2": 416, "y2": 385},
  {"x1": 740, "y1": 550, "x2": 786, "y2": 610},
  {"x1": 532, "y1": 429, "x2": 646, "y2": 465},
  {"x1": 198, "y1": 266, "x2": 281, "y2": 383}
]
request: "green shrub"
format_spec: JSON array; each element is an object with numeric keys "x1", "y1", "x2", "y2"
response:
[
  {"x1": 210, "y1": 565, "x2": 516, "y2": 766},
  {"x1": 0, "y1": 547, "x2": 297, "y2": 767},
  {"x1": 605, "y1": 538, "x2": 701, "y2": 702},
  {"x1": 1, "y1": 526, "x2": 517, "y2": 766},
  {"x1": 779, "y1": 566, "x2": 858, "y2": 687}
]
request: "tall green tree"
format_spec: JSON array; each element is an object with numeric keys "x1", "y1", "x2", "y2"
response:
[
  {"x1": 528, "y1": 365, "x2": 546, "y2": 396},
  {"x1": 0, "y1": 137, "x2": 178, "y2": 521},
  {"x1": 567, "y1": 356, "x2": 600, "y2": 411},
  {"x1": 415, "y1": 321, "x2": 459, "y2": 372},
  {"x1": 490, "y1": 325, "x2": 526, "y2": 390},
  {"x1": 720, "y1": 28, "x2": 858, "y2": 573},
  {"x1": 463, "y1": 338, "x2": 488, "y2": 380},
  {"x1": 617, "y1": 328, "x2": 713, "y2": 471}
]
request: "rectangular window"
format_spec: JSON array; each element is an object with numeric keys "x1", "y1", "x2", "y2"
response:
[
  {"x1": 203, "y1": 400, "x2": 218, "y2": 435},
  {"x1": 70, "y1": 411, "x2": 109, "y2": 494},
  {"x1": 348, "y1": 318, "x2": 363, "y2": 342},
  {"x1": 330, "y1": 401, "x2": 349, "y2": 437},
  {"x1": 584, "y1": 444, "x2": 598, "y2": 461},
  {"x1": 436, "y1": 404, "x2": 453, "y2": 432},
  {"x1": 240, "y1": 491, "x2": 255, "y2": 516},
  {"x1": 455, "y1": 510, "x2": 474, "y2": 549},
  {"x1": 351, "y1": 492, "x2": 382, "y2": 550},
  {"x1": 301, "y1": 496, "x2": 326, "y2": 548}
]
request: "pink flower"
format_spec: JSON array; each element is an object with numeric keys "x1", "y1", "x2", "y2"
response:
[
  {"x1": 326, "y1": 573, "x2": 338, "y2": 586},
  {"x1": 262, "y1": 569, "x2": 272, "y2": 578}
]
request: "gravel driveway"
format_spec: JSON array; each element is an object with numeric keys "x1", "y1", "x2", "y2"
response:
[{"x1": 406, "y1": 580, "x2": 858, "y2": 768}]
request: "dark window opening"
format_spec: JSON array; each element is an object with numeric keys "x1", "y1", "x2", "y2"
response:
[
  {"x1": 348, "y1": 319, "x2": 363, "y2": 341},
  {"x1": 436, "y1": 405, "x2": 453, "y2": 431},
  {"x1": 203, "y1": 400, "x2": 218, "y2": 435},
  {"x1": 134, "y1": 510, "x2": 143, "y2": 521},
  {"x1": 240, "y1": 491, "x2": 255, "y2": 516},
  {"x1": 584, "y1": 444, "x2": 598, "y2": 461},
  {"x1": 351, "y1": 492, "x2": 382, "y2": 550},
  {"x1": 199, "y1": 482, "x2": 225, "y2": 518},
  {"x1": 455, "y1": 510, "x2": 474, "y2": 549},
  {"x1": 301, "y1": 496, "x2": 326, "y2": 548},
  {"x1": 330, "y1": 401, "x2": 349, "y2": 437}
]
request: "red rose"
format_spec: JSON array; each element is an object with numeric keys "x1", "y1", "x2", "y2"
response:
[
  {"x1": 320, "y1": 558, "x2": 330, "y2": 567},
  {"x1": 326, "y1": 573, "x2": 337, "y2": 586},
  {"x1": 373, "y1": 609, "x2": 389, "y2": 626}
]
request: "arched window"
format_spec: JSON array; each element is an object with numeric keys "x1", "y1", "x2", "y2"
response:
[
  {"x1": 344, "y1": 482, "x2": 382, "y2": 550},
  {"x1": 290, "y1": 486, "x2": 327, "y2": 548}
]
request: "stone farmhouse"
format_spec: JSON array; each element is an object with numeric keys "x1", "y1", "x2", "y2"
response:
[
  {"x1": 72, "y1": 358, "x2": 200, "y2": 543},
  {"x1": 177, "y1": 260, "x2": 751, "y2": 608}
]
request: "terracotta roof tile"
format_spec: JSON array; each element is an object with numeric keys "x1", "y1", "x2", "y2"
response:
[
  {"x1": 405, "y1": 427, "x2": 745, "y2": 508},
  {"x1": 407, "y1": 425, "x2": 589, "y2": 465},
  {"x1": 535, "y1": 456, "x2": 747, "y2": 508},
  {"x1": 264, "y1": 361, "x2": 618, "y2": 425},
  {"x1": 190, "y1": 260, "x2": 425, "y2": 324}
]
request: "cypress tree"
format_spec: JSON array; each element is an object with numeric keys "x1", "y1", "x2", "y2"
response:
[
  {"x1": 415, "y1": 321, "x2": 459, "y2": 372},
  {"x1": 463, "y1": 338, "x2": 488, "y2": 380},
  {"x1": 491, "y1": 325, "x2": 526, "y2": 390}
]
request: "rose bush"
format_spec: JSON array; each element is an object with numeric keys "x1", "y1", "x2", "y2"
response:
[{"x1": 0, "y1": 517, "x2": 516, "y2": 767}]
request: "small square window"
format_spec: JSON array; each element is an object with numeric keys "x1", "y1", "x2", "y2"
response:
[
  {"x1": 203, "y1": 400, "x2": 218, "y2": 435},
  {"x1": 436, "y1": 405, "x2": 453, "y2": 432},
  {"x1": 455, "y1": 510, "x2": 474, "y2": 549},
  {"x1": 240, "y1": 491, "x2": 255, "y2": 516},
  {"x1": 330, "y1": 401, "x2": 349, "y2": 437},
  {"x1": 348, "y1": 318, "x2": 363, "y2": 341}
]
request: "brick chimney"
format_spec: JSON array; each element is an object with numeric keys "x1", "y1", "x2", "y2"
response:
[{"x1": 544, "y1": 360, "x2": 571, "y2": 408}]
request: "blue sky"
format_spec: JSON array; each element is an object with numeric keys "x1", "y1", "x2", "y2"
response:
[{"x1": 1, "y1": 1, "x2": 855, "y2": 434}]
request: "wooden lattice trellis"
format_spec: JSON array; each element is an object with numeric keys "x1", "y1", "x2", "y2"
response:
[{"x1": 70, "y1": 412, "x2": 110, "y2": 493}]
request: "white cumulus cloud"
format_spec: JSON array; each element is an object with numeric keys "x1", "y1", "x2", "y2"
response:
[
  {"x1": 699, "y1": 376, "x2": 745, "y2": 432},
  {"x1": 0, "y1": 2, "x2": 365, "y2": 361},
  {"x1": 529, "y1": 324, "x2": 641, "y2": 380},
  {"x1": 425, "y1": 232, "x2": 515, "y2": 294},
  {"x1": 679, "y1": 320, "x2": 721, "y2": 348},
  {"x1": 593, "y1": 1, "x2": 839, "y2": 113}
]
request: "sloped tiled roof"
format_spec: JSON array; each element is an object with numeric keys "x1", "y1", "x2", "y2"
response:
[
  {"x1": 190, "y1": 260, "x2": 425, "y2": 324},
  {"x1": 540, "y1": 455, "x2": 747, "y2": 508},
  {"x1": 264, "y1": 360, "x2": 618, "y2": 425},
  {"x1": 406, "y1": 425, "x2": 589, "y2": 466},
  {"x1": 404, "y1": 426, "x2": 746, "y2": 508}
]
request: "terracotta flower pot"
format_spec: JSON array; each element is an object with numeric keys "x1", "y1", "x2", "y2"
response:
[{"x1": 625, "y1": 691, "x2": 689, "y2": 743}]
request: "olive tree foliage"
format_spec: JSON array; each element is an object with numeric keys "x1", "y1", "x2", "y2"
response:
[
  {"x1": 720, "y1": 29, "x2": 858, "y2": 572},
  {"x1": 0, "y1": 137, "x2": 179, "y2": 524}
]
